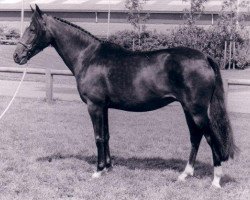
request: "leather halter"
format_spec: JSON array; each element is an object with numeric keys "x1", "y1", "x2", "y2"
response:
[{"x1": 18, "y1": 41, "x2": 33, "y2": 51}]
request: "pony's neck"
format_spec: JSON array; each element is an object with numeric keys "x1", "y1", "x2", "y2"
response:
[{"x1": 47, "y1": 17, "x2": 101, "y2": 74}]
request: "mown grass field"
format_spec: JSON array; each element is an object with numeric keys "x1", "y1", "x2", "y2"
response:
[{"x1": 0, "y1": 96, "x2": 249, "y2": 200}]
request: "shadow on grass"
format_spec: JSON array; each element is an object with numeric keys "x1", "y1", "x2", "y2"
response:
[
  {"x1": 36, "y1": 153, "x2": 225, "y2": 179},
  {"x1": 221, "y1": 174, "x2": 238, "y2": 186}
]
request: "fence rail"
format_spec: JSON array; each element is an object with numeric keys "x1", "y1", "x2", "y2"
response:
[
  {"x1": 0, "y1": 67, "x2": 72, "y2": 76},
  {"x1": 1, "y1": 67, "x2": 250, "y2": 104},
  {"x1": 228, "y1": 79, "x2": 250, "y2": 86},
  {"x1": 0, "y1": 67, "x2": 73, "y2": 103},
  {"x1": 222, "y1": 79, "x2": 250, "y2": 107}
]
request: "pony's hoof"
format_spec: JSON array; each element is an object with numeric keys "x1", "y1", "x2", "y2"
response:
[
  {"x1": 178, "y1": 173, "x2": 187, "y2": 182},
  {"x1": 92, "y1": 171, "x2": 104, "y2": 179},
  {"x1": 105, "y1": 165, "x2": 113, "y2": 172},
  {"x1": 212, "y1": 181, "x2": 222, "y2": 189}
]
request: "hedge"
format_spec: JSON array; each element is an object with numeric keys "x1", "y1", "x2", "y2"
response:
[{"x1": 0, "y1": 26, "x2": 19, "y2": 44}]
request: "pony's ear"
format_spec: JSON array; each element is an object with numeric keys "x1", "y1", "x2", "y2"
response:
[
  {"x1": 35, "y1": 4, "x2": 43, "y2": 17},
  {"x1": 30, "y1": 5, "x2": 34, "y2": 13},
  {"x1": 33, "y1": 4, "x2": 46, "y2": 28}
]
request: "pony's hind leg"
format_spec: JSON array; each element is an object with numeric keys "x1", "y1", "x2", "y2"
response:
[
  {"x1": 189, "y1": 110, "x2": 223, "y2": 188},
  {"x1": 178, "y1": 111, "x2": 203, "y2": 181},
  {"x1": 203, "y1": 133, "x2": 223, "y2": 188}
]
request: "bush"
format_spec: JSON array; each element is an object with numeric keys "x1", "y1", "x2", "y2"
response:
[
  {"x1": 0, "y1": 26, "x2": 20, "y2": 44},
  {"x1": 204, "y1": 26, "x2": 247, "y2": 67},
  {"x1": 108, "y1": 30, "x2": 137, "y2": 50},
  {"x1": 108, "y1": 30, "x2": 171, "y2": 51}
]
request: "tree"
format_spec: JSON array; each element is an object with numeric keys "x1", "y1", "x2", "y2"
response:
[
  {"x1": 213, "y1": 0, "x2": 250, "y2": 68},
  {"x1": 125, "y1": 0, "x2": 150, "y2": 48},
  {"x1": 183, "y1": 0, "x2": 208, "y2": 26},
  {"x1": 216, "y1": 0, "x2": 250, "y2": 40}
]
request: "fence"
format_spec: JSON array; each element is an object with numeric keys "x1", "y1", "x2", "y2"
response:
[
  {"x1": 223, "y1": 41, "x2": 237, "y2": 69},
  {"x1": 0, "y1": 67, "x2": 73, "y2": 103},
  {"x1": 1, "y1": 67, "x2": 250, "y2": 105},
  {"x1": 223, "y1": 79, "x2": 250, "y2": 107}
]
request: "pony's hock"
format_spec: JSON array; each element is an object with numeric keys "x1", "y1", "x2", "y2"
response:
[{"x1": 14, "y1": 5, "x2": 237, "y2": 188}]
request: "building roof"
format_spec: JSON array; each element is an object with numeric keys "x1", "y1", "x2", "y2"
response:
[{"x1": 0, "y1": 0, "x2": 248, "y2": 13}]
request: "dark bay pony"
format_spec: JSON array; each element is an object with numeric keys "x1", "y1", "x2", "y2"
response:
[{"x1": 13, "y1": 5, "x2": 237, "y2": 188}]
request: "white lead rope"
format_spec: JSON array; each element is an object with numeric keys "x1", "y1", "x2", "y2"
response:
[{"x1": 0, "y1": 66, "x2": 27, "y2": 120}]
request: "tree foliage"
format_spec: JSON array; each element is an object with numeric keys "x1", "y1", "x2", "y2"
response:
[
  {"x1": 183, "y1": 0, "x2": 208, "y2": 26},
  {"x1": 216, "y1": 0, "x2": 250, "y2": 40},
  {"x1": 125, "y1": 0, "x2": 150, "y2": 35}
]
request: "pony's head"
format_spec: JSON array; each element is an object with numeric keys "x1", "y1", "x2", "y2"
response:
[{"x1": 13, "y1": 5, "x2": 51, "y2": 65}]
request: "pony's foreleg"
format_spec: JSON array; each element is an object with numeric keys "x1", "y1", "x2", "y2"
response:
[
  {"x1": 178, "y1": 111, "x2": 203, "y2": 181},
  {"x1": 87, "y1": 102, "x2": 106, "y2": 178},
  {"x1": 204, "y1": 134, "x2": 223, "y2": 188},
  {"x1": 178, "y1": 162, "x2": 194, "y2": 181},
  {"x1": 103, "y1": 108, "x2": 112, "y2": 170}
]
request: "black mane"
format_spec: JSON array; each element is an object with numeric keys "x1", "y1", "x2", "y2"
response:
[
  {"x1": 53, "y1": 16, "x2": 134, "y2": 53},
  {"x1": 53, "y1": 16, "x2": 102, "y2": 42}
]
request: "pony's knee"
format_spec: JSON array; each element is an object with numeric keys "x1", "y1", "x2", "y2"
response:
[{"x1": 95, "y1": 137, "x2": 105, "y2": 143}]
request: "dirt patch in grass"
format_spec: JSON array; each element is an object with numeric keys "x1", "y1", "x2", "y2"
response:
[{"x1": 0, "y1": 97, "x2": 249, "y2": 199}]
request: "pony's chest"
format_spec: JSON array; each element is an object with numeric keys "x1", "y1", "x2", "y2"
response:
[{"x1": 76, "y1": 73, "x2": 107, "y2": 103}]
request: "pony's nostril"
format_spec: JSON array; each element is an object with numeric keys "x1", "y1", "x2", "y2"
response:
[{"x1": 13, "y1": 53, "x2": 18, "y2": 59}]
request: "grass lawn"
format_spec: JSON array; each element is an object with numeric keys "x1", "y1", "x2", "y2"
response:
[{"x1": 0, "y1": 97, "x2": 249, "y2": 200}]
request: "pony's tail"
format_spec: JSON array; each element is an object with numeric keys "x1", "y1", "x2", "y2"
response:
[{"x1": 207, "y1": 57, "x2": 238, "y2": 161}]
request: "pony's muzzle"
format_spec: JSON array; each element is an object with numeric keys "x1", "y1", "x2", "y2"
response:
[{"x1": 13, "y1": 49, "x2": 28, "y2": 65}]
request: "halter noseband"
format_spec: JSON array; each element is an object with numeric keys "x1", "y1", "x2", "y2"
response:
[
  {"x1": 17, "y1": 41, "x2": 34, "y2": 58},
  {"x1": 18, "y1": 41, "x2": 33, "y2": 51}
]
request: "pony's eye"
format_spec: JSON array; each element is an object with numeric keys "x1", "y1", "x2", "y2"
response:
[{"x1": 30, "y1": 27, "x2": 35, "y2": 32}]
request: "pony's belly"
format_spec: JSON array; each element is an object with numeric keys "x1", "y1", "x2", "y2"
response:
[{"x1": 109, "y1": 96, "x2": 177, "y2": 112}]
